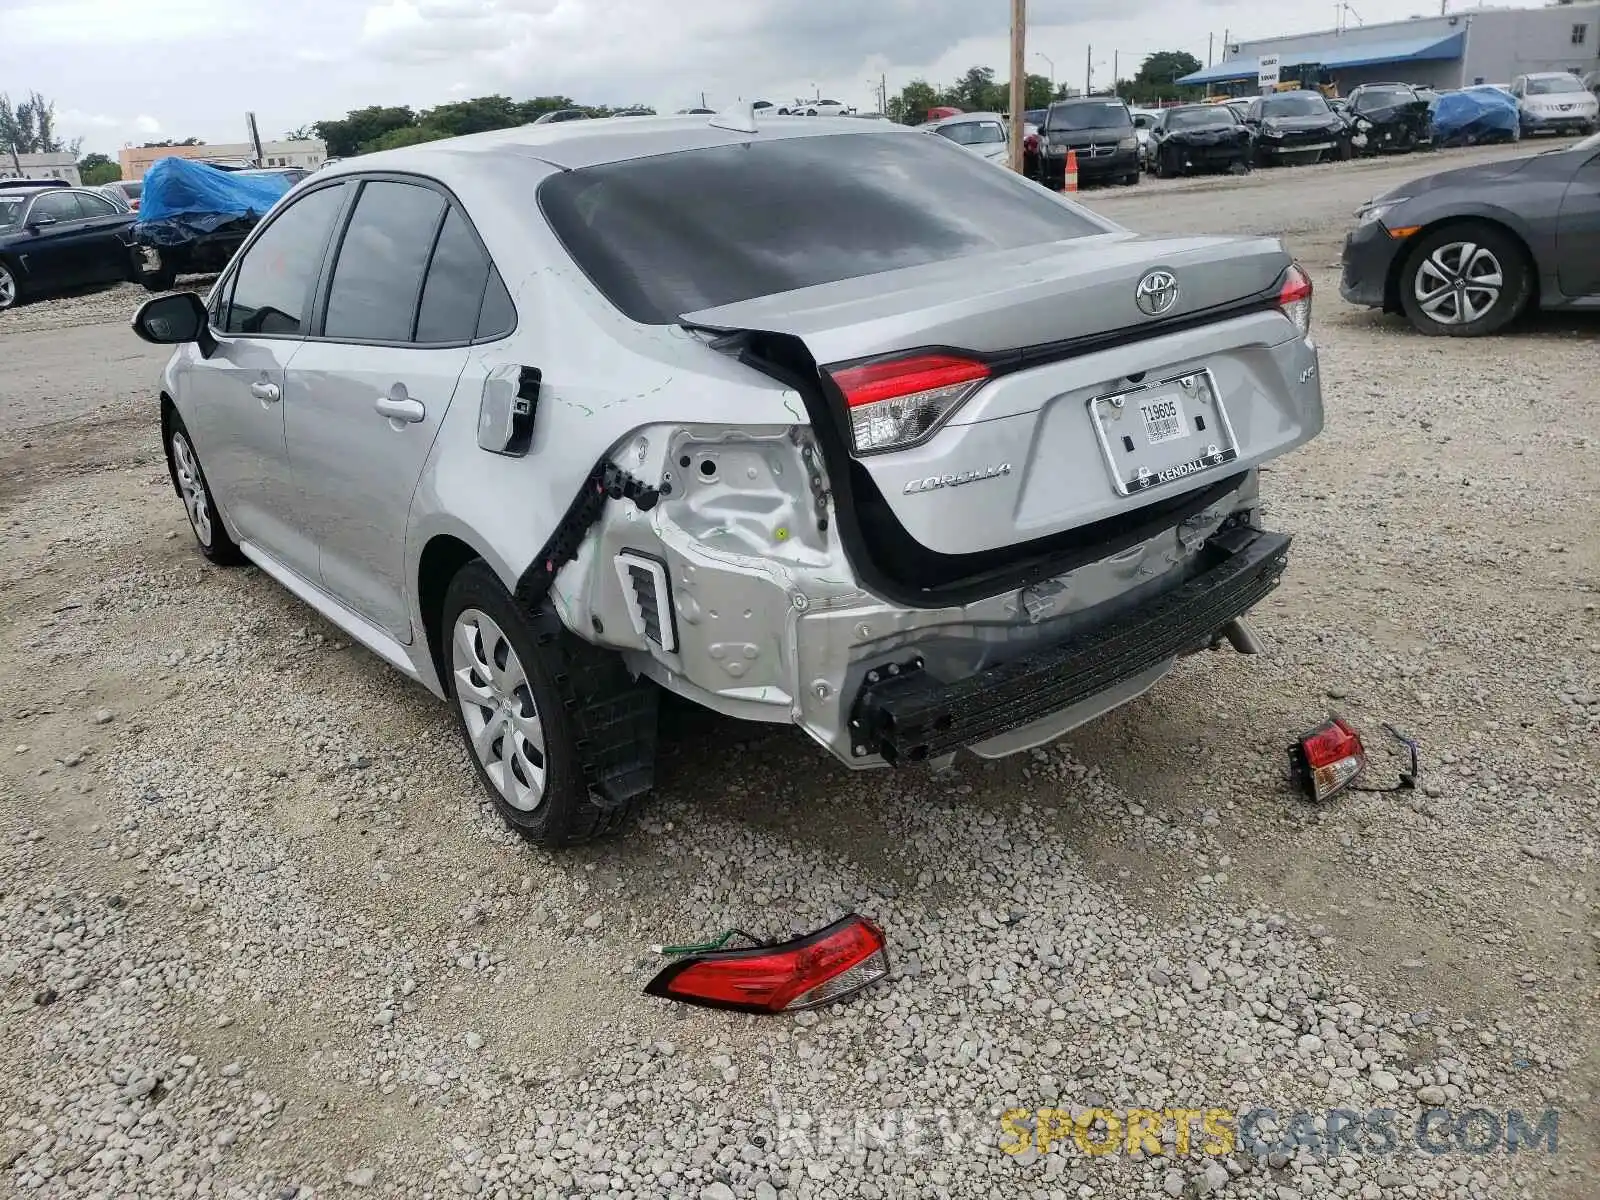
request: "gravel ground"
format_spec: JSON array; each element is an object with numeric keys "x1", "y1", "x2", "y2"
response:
[{"x1": 1, "y1": 145, "x2": 1596, "y2": 1200}]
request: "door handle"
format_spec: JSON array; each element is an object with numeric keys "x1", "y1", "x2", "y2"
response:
[
  {"x1": 374, "y1": 391, "x2": 425, "y2": 423},
  {"x1": 249, "y1": 380, "x2": 281, "y2": 403}
]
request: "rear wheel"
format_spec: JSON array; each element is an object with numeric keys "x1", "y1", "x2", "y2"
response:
[
  {"x1": 1398, "y1": 223, "x2": 1532, "y2": 338},
  {"x1": 442, "y1": 560, "x2": 656, "y2": 848},
  {"x1": 0, "y1": 260, "x2": 18, "y2": 311}
]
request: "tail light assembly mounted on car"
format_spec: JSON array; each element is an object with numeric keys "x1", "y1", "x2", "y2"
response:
[
  {"x1": 643, "y1": 915, "x2": 890, "y2": 1013},
  {"x1": 826, "y1": 353, "x2": 991, "y2": 455},
  {"x1": 1277, "y1": 262, "x2": 1314, "y2": 338}
]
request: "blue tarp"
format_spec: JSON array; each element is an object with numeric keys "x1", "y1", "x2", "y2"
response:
[
  {"x1": 1431, "y1": 88, "x2": 1521, "y2": 146},
  {"x1": 1179, "y1": 32, "x2": 1465, "y2": 86},
  {"x1": 134, "y1": 157, "x2": 292, "y2": 246}
]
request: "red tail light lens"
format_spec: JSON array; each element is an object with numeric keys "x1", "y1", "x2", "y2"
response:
[
  {"x1": 643, "y1": 915, "x2": 890, "y2": 1013},
  {"x1": 827, "y1": 353, "x2": 990, "y2": 455},
  {"x1": 1290, "y1": 716, "x2": 1366, "y2": 802},
  {"x1": 1278, "y1": 263, "x2": 1314, "y2": 338}
]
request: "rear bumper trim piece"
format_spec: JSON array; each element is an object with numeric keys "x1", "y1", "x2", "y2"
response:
[{"x1": 847, "y1": 527, "x2": 1291, "y2": 764}]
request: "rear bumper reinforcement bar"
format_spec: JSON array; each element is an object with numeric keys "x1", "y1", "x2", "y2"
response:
[{"x1": 848, "y1": 527, "x2": 1291, "y2": 764}]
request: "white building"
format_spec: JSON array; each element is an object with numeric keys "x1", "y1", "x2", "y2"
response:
[
  {"x1": 119, "y1": 139, "x2": 327, "y2": 180},
  {"x1": 1182, "y1": 2, "x2": 1600, "y2": 93},
  {"x1": 0, "y1": 152, "x2": 82, "y2": 186}
]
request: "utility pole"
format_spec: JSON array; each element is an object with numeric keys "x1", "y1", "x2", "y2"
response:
[
  {"x1": 1009, "y1": 0, "x2": 1026, "y2": 173},
  {"x1": 1208, "y1": 32, "x2": 1215, "y2": 67},
  {"x1": 1086, "y1": 44, "x2": 1093, "y2": 95},
  {"x1": 1113, "y1": 50, "x2": 1119, "y2": 94}
]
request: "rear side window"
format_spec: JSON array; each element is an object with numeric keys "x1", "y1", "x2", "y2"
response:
[
  {"x1": 538, "y1": 132, "x2": 1106, "y2": 325},
  {"x1": 323, "y1": 181, "x2": 446, "y2": 342},
  {"x1": 222, "y1": 183, "x2": 347, "y2": 336},
  {"x1": 73, "y1": 191, "x2": 118, "y2": 217},
  {"x1": 415, "y1": 206, "x2": 492, "y2": 343}
]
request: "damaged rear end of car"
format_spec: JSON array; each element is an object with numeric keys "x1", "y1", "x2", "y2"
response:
[{"x1": 511, "y1": 123, "x2": 1324, "y2": 771}]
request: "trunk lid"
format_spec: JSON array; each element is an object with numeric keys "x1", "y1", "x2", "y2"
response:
[
  {"x1": 682, "y1": 232, "x2": 1289, "y2": 366},
  {"x1": 685, "y1": 235, "x2": 1318, "y2": 562}
]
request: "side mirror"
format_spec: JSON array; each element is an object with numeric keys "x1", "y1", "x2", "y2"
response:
[
  {"x1": 25, "y1": 213, "x2": 56, "y2": 232},
  {"x1": 132, "y1": 291, "x2": 215, "y2": 356}
]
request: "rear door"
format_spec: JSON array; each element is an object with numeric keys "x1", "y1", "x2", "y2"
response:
[
  {"x1": 182, "y1": 181, "x2": 351, "y2": 580},
  {"x1": 1556, "y1": 150, "x2": 1600, "y2": 297},
  {"x1": 283, "y1": 177, "x2": 489, "y2": 642}
]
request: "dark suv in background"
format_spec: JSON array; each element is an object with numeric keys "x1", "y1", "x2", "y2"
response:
[{"x1": 1037, "y1": 97, "x2": 1141, "y2": 188}]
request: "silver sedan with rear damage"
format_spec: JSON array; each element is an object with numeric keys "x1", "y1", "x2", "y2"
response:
[{"x1": 132, "y1": 107, "x2": 1324, "y2": 846}]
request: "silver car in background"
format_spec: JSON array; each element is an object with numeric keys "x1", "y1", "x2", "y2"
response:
[{"x1": 133, "y1": 111, "x2": 1323, "y2": 847}]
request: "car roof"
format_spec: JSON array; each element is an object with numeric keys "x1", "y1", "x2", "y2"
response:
[
  {"x1": 931, "y1": 111, "x2": 1004, "y2": 125},
  {"x1": 314, "y1": 113, "x2": 917, "y2": 176}
]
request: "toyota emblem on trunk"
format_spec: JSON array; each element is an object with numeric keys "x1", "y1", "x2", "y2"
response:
[{"x1": 1135, "y1": 269, "x2": 1179, "y2": 317}]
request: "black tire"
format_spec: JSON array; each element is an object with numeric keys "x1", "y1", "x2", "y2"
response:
[
  {"x1": 140, "y1": 265, "x2": 178, "y2": 293},
  {"x1": 1398, "y1": 222, "x2": 1533, "y2": 338},
  {"x1": 1152, "y1": 149, "x2": 1169, "y2": 179},
  {"x1": 440, "y1": 560, "x2": 657, "y2": 848},
  {"x1": 0, "y1": 257, "x2": 21, "y2": 311},
  {"x1": 162, "y1": 408, "x2": 243, "y2": 565},
  {"x1": 1119, "y1": 171, "x2": 1140, "y2": 187}
]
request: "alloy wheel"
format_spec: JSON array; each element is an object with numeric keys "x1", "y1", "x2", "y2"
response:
[
  {"x1": 0, "y1": 264, "x2": 16, "y2": 310},
  {"x1": 170, "y1": 430, "x2": 213, "y2": 547},
  {"x1": 452, "y1": 608, "x2": 547, "y2": 811},
  {"x1": 1414, "y1": 241, "x2": 1503, "y2": 326}
]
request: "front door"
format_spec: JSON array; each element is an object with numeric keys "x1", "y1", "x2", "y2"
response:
[
  {"x1": 181, "y1": 181, "x2": 351, "y2": 581},
  {"x1": 1556, "y1": 153, "x2": 1600, "y2": 298},
  {"x1": 19, "y1": 190, "x2": 95, "y2": 287}
]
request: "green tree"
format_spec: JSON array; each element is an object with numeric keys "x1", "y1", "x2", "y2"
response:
[
  {"x1": 314, "y1": 106, "x2": 417, "y2": 158},
  {"x1": 283, "y1": 124, "x2": 316, "y2": 141},
  {"x1": 361, "y1": 124, "x2": 448, "y2": 153},
  {"x1": 948, "y1": 66, "x2": 1000, "y2": 112},
  {"x1": 0, "y1": 91, "x2": 79, "y2": 154},
  {"x1": 78, "y1": 152, "x2": 120, "y2": 186},
  {"x1": 886, "y1": 78, "x2": 940, "y2": 124},
  {"x1": 516, "y1": 96, "x2": 582, "y2": 123},
  {"x1": 141, "y1": 137, "x2": 205, "y2": 148},
  {"x1": 1136, "y1": 50, "x2": 1204, "y2": 88},
  {"x1": 422, "y1": 94, "x2": 524, "y2": 138}
]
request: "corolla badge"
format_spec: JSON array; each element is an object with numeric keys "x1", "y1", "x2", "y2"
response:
[{"x1": 1135, "y1": 269, "x2": 1180, "y2": 317}]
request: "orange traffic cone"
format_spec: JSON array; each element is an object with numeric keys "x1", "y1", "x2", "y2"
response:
[{"x1": 1062, "y1": 149, "x2": 1079, "y2": 194}]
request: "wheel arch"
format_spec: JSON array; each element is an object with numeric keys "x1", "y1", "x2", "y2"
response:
[
  {"x1": 1383, "y1": 214, "x2": 1540, "y2": 314},
  {"x1": 414, "y1": 529, "x2": 510, "y2": 694}
]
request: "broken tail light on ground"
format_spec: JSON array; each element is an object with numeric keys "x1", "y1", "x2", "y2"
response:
[
  {"x1": 1289, "y1": 716, "x2": 1367, "y2": 802},
  {"x1": 643, "y1": 915, "x2": 890, "y2": 1013}
]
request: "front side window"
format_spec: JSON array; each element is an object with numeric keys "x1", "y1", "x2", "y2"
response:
[
  {"x1": 323, "y1": 181, "x2": 446, "y2": 342},
  {"x1": 0, "y1": 197, "x2": 24, "y2": 230},
  {"x1": 28, "y1": 191, "x2": 83, "y2": 223},
  {"x1": 221, "y1": 183, "x2": 347, "y2": 336},
  {"x1": 537, "y1": 131, "x2": 1108, "y2": 326}
]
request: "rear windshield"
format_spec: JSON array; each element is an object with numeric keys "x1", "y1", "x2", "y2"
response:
[
  {"x1": 1527, "y1": 76, "x2": 1584, "y2": 95},
  {"x1": 937, "y1": 120, "x2": 1005, "y2": 145},
  {"x1": 1045, "y1": 101, "x2": 1132, "y2": 131},
  {"x1": 1260, "y1": 93, "x2": 1331, "y2": 117},
  {"x1": 1167, "y1": 107, "x2": 1236, "y2": 129},
  {"x1": 538, "y1": 132, "x2": 1106, "y2": 325}
]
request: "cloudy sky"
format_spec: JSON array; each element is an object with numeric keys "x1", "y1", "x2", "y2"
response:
[{"x1": 5, "y1": 0, "x2": 1471, "y2": 155}]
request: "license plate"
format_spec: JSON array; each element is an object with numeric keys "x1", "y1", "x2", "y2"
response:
[{"x1": 1089, "y1": 370, "x2": 1239, "y2": 496}]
